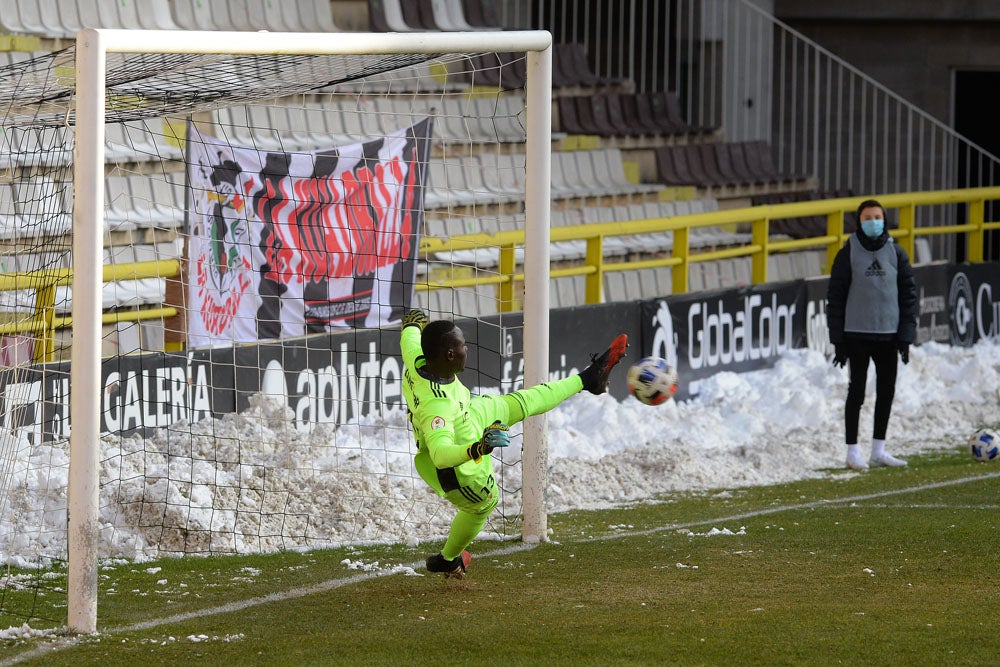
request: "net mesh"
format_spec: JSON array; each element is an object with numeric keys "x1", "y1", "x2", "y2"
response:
[{"x1": 0, "y1": 47, "x2": 539, "y2": 628}]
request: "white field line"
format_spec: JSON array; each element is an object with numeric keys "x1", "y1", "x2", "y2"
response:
[
  {"x1": 579, "y1": 470, "x2": 1000, "y2": 541},
  {"x1": 4, "y1": 470, "x2": 999, "y2": 666}
]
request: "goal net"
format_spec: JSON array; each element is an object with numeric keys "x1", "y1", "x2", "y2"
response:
[{"x1": 0, "y1": 29, "x2": 553, "y2": 633}]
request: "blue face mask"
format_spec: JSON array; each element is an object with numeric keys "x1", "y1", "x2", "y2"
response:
[{"x1": 861, "y1": 218, "x2": 884, "y2": 238}]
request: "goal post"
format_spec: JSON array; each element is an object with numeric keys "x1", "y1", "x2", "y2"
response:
[{"x1": 71, "y1": 28, "x2": 553, "y2": 634}]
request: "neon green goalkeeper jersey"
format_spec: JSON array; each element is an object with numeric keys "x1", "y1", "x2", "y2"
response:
[{"x1": 401, "y1": 326, "x2": 488, "y2": 493}]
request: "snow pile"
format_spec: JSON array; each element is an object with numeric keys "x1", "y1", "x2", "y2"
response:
[{"x1": 0, "y1": 340, "x2": 996, "y2": 564}]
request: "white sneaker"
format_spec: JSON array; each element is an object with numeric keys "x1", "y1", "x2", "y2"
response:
[
  {"x1": 846, "y1": 451, "x2": 869, "y2": 470},
  {"x1": 870, "y1": 453, "x2": 907, "y2": 468}
]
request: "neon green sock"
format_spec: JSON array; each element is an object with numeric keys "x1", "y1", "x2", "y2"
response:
[
  {"x1": 499, "y1": 375, "x2": 583, "y2": 425},
  {"x1": 441, "y1": 509, "x2": 489, "y2": 560}
]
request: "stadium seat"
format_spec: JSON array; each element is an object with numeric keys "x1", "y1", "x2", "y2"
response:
[
  {"x1": 169, "y1": 0, "x2": 339, "y2": 32},
  {"x1": 550, "y1": 151, "x2": 588, "y2": 199},
  {"x1": 552, "y1": 42, "x2": 621, "y2": 89},
  {"x1": 368, "y1": 0, "x2": 417, "y2": 32},
  {"x1": 641, "y1": 267, "x2": 672, "y2": 299},
  {"x1": 297, "y1": 0, "x2": 340, "y2": 32},
  {"x1": 401, "y1": 0, "x2": 436, "y2": 30},
  {"x1": 455, "y1": 283, "x2": 499, "y2": 317},
  {"x1": 708, "y1": 143, "x2": 744, "y2": 186},
  {"x1": 432, "y1": 95, "x2": 476, "y2": 143},
  {"x1": 767, "y1": 253, "x2": 795, "y2": 282},
  {"x1": 134, "y1": 0, "x2": 181, "y2": 30},
  {"x1": 588, "y1": 148, "x2": 663, "y2": 196},
  {"x1": 572, "y1": 95, "x2": 616, "y2": 137},
  {"x1": 639, "y1": 91, "x2": 717, "y2": 138},
  {"x1": 298, "y1": 103, "x2": 360, "y2": 146},
  {"x1": 548, "y1": 209, "x2": 586, "y2": 261},
  {"x1": 580, "y1": 206, "x2": 627, "y2": 256},
  {"x1": 461, "y1": 0, "x2": 500, "y2": 29},
  {"x1": 464, "y1": 156, "x2": 520, "y2": 205},
  {"x1": 429, "y1": 0, "x2": 477, "y2": 30},
  {"x1": 9, "y1": 125, "x2": 72, "y2": 168},
  {"x1": 463, "y1": 52, "x2": 525, "y2": 90},
  {"x1": 569, "y1": 150, "x2": 624, "y2": 198},
  {"x1": 104, "y1": 174, "x2": 181, "y2": 232},
  {"x1": 332, "y1": 99, "x2": 381, "y2": 143},
  {"x1": 552, "y1": 275, "x2": 585, "y2": 308},
  {"x1": 129, "y1": 174, "x2": 184, "y2": 229},
  {"x1": 555, "y1": 96, "x2": 587, "y2": 136},
  {"x1": 471, "y1": 94, "x2": 526, "y2": 143},
  {"x1": 425, "y1": 157, "x2": 484, "y2": 209},
  {"x1": 13, "y1": 177, "x2": 72, "y2": 239},
  {"x1": 74, "y1": 0, "x2": 115, "y2": 29},
  {"x1": 478, "y1": 151, "x2": 526, "y2": 202},
  {"x1": 366, "y1": 97, "x2": 418, "y2": 136},
  {"x1": 104, "y1": 175, "x2": 140, "y2": 232},
  {"x1": 610, "y1": 203, "x2": 666, "y2": 254},
  {"x1": 602, "y1": 94, "x2": 642, "y2": 137},
  {"x1": 434, "y1": 95, "x2": 523, "y2": 144},
  {"x1": 914, "y1": 237, "x2": 933, "y2": 264},
  {"x1": 0, "y1": 183, "x2": 20, "y2": 239},
  {"x1": 679, "y1": 144, "x2": 722, "y2": 188},
  {"x1": 603, "y1": 271, "x2": 628, "y2": 303},
  {"x1": 742, "y1": 140, "x2": 784, "y2": 182},
  {"x1": 170, "y1": 0, "x2": 222, "y2": 30},
  {"x1": 4, "y1": 0, "x2": 75, "y2": 38},
  {"x1": 790, "y1": 250, "x2": 823, "y2": 278},
  {"x1": 617, "y1": 93, "x2": 661, "y2": 137},
  {"x1": 654, "y1": 146, "x2": 692, "y2": 186},
  {"x1": 221, "y1": 0, "x2": 259, "y2": 31}
]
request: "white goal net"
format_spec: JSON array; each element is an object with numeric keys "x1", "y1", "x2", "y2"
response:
[{"x1": 0, "y1": 29, "x2": 554, "y2": 632}]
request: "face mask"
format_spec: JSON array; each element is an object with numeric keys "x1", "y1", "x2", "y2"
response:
[{"x1": 861, "y1": 219, "x2": 884, "y2": 238}]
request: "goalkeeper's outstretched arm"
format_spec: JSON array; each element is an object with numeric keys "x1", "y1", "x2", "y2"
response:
[{"x1": 400, "y1": 308, "x2": 428, "y2": 370}]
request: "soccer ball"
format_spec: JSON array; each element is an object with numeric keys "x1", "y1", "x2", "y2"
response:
[
  {"x1": 626, "y1": 356, "x2": 678, "y2": 406},
  {"x1": 968, "y1": 428, "x2": 1000, "y2": 462}
]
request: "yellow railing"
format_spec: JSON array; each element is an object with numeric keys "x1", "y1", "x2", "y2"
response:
[
  {"x1": 3, "y1": 187, "x2": 999, "y2": 363},
  {"x1": 0, "y1": 260, "x2": 180, "y2": 363},
  {"x1": 419, "y1": 186, "x2": 1000, "y2": 308}
]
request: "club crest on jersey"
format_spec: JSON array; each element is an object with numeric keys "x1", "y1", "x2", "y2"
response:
[{"x1": 431, "y1": 416, "x2": 446, "y2": 430}]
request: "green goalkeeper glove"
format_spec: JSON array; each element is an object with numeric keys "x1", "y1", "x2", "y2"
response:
[
  {"x1": 401, "y1": 308, "x2": 429, "y2": 330},
  {"x1": 468, "y1": 421, "x2": 509, "y2": 462}
]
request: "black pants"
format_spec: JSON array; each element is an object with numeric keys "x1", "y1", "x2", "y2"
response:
[{"x1": 845, "y1": 338, "x2": 898, "y2": 443}]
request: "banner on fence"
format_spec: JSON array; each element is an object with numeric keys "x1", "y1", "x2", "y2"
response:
[{"x1": 186, "y1": 120, "x2": 432, "y2": 348}]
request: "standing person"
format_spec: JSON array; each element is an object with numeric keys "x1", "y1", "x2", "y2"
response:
[
  {"x1": 826, "y1": 199, "x2": 918, "y2": 470},
  {"x1": 399, "y1": 309, "x2": 628, "y2": 578}
]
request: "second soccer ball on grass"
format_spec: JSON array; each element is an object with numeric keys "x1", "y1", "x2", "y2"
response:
[
  {"x1": 969, "y1": 428, "x2": 1000, "y2": 462},
  {"x1": 626, "y1": 356, "x2": 679, "y2": 406}
]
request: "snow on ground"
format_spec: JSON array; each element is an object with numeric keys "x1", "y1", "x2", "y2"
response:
[{"x1": 0, "y1": 340, "x2": 997, "y2": 566}]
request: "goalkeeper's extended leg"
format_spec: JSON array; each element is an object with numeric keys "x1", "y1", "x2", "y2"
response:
[{"x1": 491, "y1": 333, "x2": 629, "y2": 423}]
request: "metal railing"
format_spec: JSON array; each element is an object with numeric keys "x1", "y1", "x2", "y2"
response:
[
  {"x1": 499, "y1": 0, "x2": 1000, "y2": 260},
  {"x1": 419, "y1": 186, "x2": 1000, "y2": 309},
  {"x1": 0, "y1": 259, "x2": 179, "y2": 362}
]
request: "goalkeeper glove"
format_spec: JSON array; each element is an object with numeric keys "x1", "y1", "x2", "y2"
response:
[
  {"x1": 401, "y1": 308, "x2": 429, "y2": 331},
  {"x1": 468, "y1": 421, "x2": 509, "y2": 462}
]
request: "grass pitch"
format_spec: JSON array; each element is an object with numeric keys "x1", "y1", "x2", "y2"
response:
[{"x1": 3, "y1": 449, "x2": 999, "y2": 666}]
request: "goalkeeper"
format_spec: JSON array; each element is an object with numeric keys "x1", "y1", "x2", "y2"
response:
[{"x1": 399, "y1": 309, "x2": 628, "y2": 578}]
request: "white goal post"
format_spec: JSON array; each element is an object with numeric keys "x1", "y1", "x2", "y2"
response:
[{"x1": 71, "y1": 28, "x2": 553, "y2": 634}]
